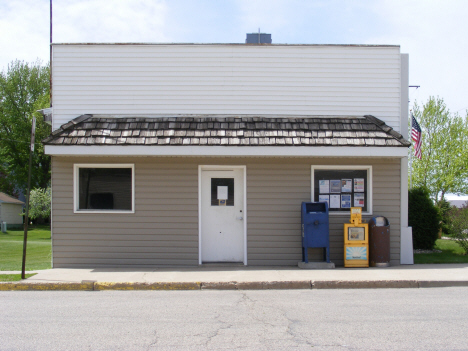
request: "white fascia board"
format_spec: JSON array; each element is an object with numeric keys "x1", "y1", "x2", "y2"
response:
[
  {"x1": 45, "y1": 145, "x2": 408, "y2": 158},
  {"x1": 400, "y1": 54, "x2": 409, "y2": 139}
]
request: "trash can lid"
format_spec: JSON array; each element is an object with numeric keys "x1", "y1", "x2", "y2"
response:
[{"x1": 374, "y1": 216, "x2": 387, "y2": 226}]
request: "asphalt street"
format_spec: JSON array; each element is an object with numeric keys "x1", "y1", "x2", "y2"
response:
[{"x1": 1, "y1": 288, "x2": 467, "y2": 350}]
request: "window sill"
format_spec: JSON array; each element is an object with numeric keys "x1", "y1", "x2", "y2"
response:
[{"x1": 74, "y1": 210, "x2": 135, "y2": 214}]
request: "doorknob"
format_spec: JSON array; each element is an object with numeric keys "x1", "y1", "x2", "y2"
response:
[{"x1": 236, "y1": 216, "x2": 244, "y2": 220}]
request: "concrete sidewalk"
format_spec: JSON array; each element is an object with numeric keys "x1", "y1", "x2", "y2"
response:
[{"x1": 2, "y1": 264, "x2": 468, "y2": 290}]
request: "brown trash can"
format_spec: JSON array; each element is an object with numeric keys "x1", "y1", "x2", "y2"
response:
[{"x1": 369, "y1": 216, "x2": 390, "y2": 267}]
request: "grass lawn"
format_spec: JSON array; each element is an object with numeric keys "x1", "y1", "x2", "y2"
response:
[
  {"x1": 414, "y1": 239, "x2": 468, "y2": 264},
  {"x1": 0, "y1": 225, "x2": 51, "y2": 271},
  {"x1": 0, "y1": 273, "x2": 36, "y2": 281}
]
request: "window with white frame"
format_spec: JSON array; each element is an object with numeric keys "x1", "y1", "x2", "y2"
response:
[
  {"x1": 74, "y1": 164, "x2": 135, "y2": 213},
  {"x1": 311, "y1": 166, "x2": 372, "y2": 215}
]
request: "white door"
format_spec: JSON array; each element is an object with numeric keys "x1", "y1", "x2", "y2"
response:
[{"x1": 201, "y1": 168, "x2": 245, "y2": 263}]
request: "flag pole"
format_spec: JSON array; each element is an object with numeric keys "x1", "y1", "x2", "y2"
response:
[
  {"x1": 409, "y1": 147, "x2": 413, "y2": 189},
  {"x1": 409, "y1": 110, "x2": 413, "y2": 189}
]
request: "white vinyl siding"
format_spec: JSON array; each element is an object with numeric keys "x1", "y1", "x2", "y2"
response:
[{"x1": 51, "y1": 44, "x2": 402, "y2": 131}]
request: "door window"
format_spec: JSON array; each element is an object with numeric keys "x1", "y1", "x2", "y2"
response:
[{"x1": 211, "y1": 178, "x2": 234, "y2": 206}]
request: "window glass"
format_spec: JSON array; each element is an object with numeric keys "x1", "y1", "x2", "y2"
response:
[
  {"x1": 211, "y1": 178, "x2": 234, "y2": 206},
  {"x1": 314, "y1": 169, "x2": 368, "y2": 212},
  {"x1": 78, "y1": 168, "x2": 132, "y2": 211}
]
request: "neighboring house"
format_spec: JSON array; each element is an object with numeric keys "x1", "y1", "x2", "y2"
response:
[
  {"x1": 0, "y1": 192, "x2": 24, "y2": 229},
  {"x1": 43, "y1": 41, "x2": 413, "y2": 268},
  {"x1": 448, "y1": 199, "x2": 468, "y2": 209}
]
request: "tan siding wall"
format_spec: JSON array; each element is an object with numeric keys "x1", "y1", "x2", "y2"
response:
[
  {"x1": 52, "y1": 44, "x2": 402, "y2": 132},
  {"x1": 51, "y1": 156, "x2": 400, "y2": 268},
  {"x1": 246, "y1": 158, "x2": 400, "y2": 266},
  {"x1": 52, "y1": 157, "x2": 199, "y2": 267}
]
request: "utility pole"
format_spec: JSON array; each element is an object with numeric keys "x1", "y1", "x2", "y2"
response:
[{"x1": 21, "y1": 116, "x2": 36, "y2": 279}]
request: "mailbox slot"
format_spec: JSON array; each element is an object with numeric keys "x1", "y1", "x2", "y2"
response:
[{"x1": 305, "y1": 202, "x2": 326, "y2": 213}]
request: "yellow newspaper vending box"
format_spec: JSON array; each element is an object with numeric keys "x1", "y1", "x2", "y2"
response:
[{"x1": 344, "y1": 207, "x2": 369, "y2": 268}]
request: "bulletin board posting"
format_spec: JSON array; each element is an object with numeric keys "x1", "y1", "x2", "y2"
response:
[{"x1": 313, "y1": 169, "x2": 368, "y2": 212}]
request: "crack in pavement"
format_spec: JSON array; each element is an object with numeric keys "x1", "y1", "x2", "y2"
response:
[
  {"x1": 241, "y1": 291, "x2": 354, "y2": 349},
  {"x1": 203, "y1": 293, "x2": 246, "y2": 348},
  {"x1": 278, "y1": 305, "x2": 353, "y2": 350},
  {"x1": 204, "y1": 311, "x2": 235, "y2": 348},
  {"x1": 239, "y1": 291, "x2": 309, "y2": 348},
  {"x1": 146, "y1": 329, "x2": 158, "y2": 350},
  {"x1": 145, "y1": 291, "x2": 354, "y2": 350},
  {"x1": 239, "y1": 291, "x2": 278, "y2": 329}
]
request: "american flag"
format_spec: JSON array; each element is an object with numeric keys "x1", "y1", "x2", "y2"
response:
[{"x1": 411, "y1": 114, "x2": 422, "y2": 159}]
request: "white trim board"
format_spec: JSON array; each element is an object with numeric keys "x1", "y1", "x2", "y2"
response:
[
  {"x1": 73, "y1": 163, "x2": 135, "y2": 214},
  {"x1": 46, "y1": 145, "x2": 408, "y2": 158},
  {"x1": 311, "y1": 165, "x2": 373, "y2": 216},
  {"x1": 198, "y1": 165, "x2": 247, "y2": 266},
  {"x1": 400, "y1": 157, "x2": 413, "y2": 264}
]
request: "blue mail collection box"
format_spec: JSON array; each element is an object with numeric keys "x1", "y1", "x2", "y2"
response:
[{"x1": 301, "y1": 202, "x2": 330, "y2": 263}]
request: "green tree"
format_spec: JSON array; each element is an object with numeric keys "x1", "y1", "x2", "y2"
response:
[
  {"x1": 438, "y1": 198, "x2": 453, "y2": 236},
  {"x1": 0, "y1": 60, "x2": 51, "y2": 194},
  {"x1": 28, "y1": 187, "x2": 51, "y2": 221},
  {"x1": 0, "y1": 171, "x2": 18, "y2": 198},
  {"x1": 411, "y1": 97, "x2": 468, "y2": 205},
  {"x1": 448, "y1": 202, "x2": 468, "y2": 255}
]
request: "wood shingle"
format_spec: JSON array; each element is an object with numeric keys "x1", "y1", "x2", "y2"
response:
[{"x1": 43, "y1": 115, "x2": 411, "y2": 148}]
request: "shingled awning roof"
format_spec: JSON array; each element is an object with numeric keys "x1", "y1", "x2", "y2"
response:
[{"x1": 43, "y1": 115, "x2": 410, "y2": 147}]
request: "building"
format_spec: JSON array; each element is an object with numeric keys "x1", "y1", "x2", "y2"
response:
[
  {"x1": 43, "y1": 42, "x2": 412, "y2": 268},
  {"x1": 0, "y1": 192, "x2": 24, "y2": 229}
]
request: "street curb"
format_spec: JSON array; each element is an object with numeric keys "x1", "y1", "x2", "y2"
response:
[
  {"x1": 94, "y1": 282, "x2": 201, "y2": 290},
  {"x1": 0, "y1": 282, "x2": 94, "y2": 291},
  {"x1": 418, "y1": 281, "x2": 468, "y2": 288},
  {"x1": 201, "y1": 281, "x2": 238, "y2": 290},
  {"x1": 1, "y1": 280, "x2": 468, "y2": 291},
  {"x1": 313, "y1": 280, "x2": 420, "y2": 289},
  {"x1": 200, "y1": 281, "x2": 312, "y2": 290}
]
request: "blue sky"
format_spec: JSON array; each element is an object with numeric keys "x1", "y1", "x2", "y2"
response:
[
  {"x1": 1, "y1": 0, "x2": 467, "y2": 116},
  {"x1": 2, "y1": 0, "x2": 468, "y2": 118},
  {"x1": 1, "y1": 0, "x2": 467, "y2": 199}
]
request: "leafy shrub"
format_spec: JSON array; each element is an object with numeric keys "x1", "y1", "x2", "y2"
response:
[
  {"x1": 437, "y1": 198, "x2": 453, "y2": 236},
  {"x1": 448, "y1": 202, "x2": 468, "y2": 255},
  {"x1": 408, "y1": 186, "x2": 440, "y2": 250}
]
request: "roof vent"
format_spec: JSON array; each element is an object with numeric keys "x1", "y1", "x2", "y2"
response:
[{"x1": 246, "y1": 32, "x2": 272, "y2": 44}]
